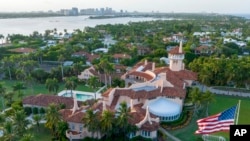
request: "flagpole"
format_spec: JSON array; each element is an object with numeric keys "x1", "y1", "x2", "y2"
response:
[{"x1": 236, "y1": 100, "x2": 241, "y2": 125}]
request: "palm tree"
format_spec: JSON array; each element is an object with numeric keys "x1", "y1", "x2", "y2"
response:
[
  {"x1": 45, "y1": 78, "x2": 59, "y2": 94},
  {"x1": 88, "y1": 76, "x2": 99, "y2": 100},
  {"x1": 33, "y1": 114, "x2": 42, "y2": 131},
  {"x1": 0, "y1": 113, "x2": 5, "y2": 123},
  {"x1": 13, "y1": 110, "x2": 30, "y2": 136},
  {"x1": 96, "y1": 59, "x2": 109, "y2": 85},
  {"x1": 4, "y1": 91, "x2": 14, "y2": 106},
  {"x1": 45, "y1": 103, "x2": 61, "y2": 137},
  {"x1": 72, "y1": 61, "x2": 83, "y2": 75},
  {"x1": 0, "y1": 83, "x2": 6, "y2": 110},
  {"x1": 101, "y1": 110, "x2": 114, "y2": 138},
  {"x1": 0, "y1": 34, "x2": 4, "y2": 46},
  {"x1": 21, "y1": 60, "x2": 38, "y2": 75},
  {"x1": 202, "y1": 91, "x2": 215, "y2": 116},
  {"x1": 53, "y1": 28, "x2": 57, "y2": 35},
  {"x1": 1, "y1": 121, "x2": 15, "y2": 141},
  {"x1": 25, "y1": 74, "x2": 35, "y2": 95},
  {"x1": 116, "y1": 102, "x2": 131, "y2": 139},
  {"x1": 2, "y1": 56, "x2": 14, "y2": 80},
  {"x1": 12, "y1": 82, "x2": 25, "y2": 98},
  {"x1": 15, "y1": 69, "x2": 26, "y2": 82},
  {"x1": 64, "y1": 76, "x2": 78, "y2": 97},
  {"x1": 189, "y1": 87, "x2": 204, "y2": 117},
  {"x1": 55, "y1": 121, "x2": 68, "y2": 140},
  {"x1": 106, "y1": 63, "x2": 114, "y2": 86},
  {"x1": 58, "y1": 54, "x2": 65, "y2": 80},
  {"x1": 82, "y1": 109, "x2": 99, "y2": 137},
  {"x1": 20, "y1": 134, "x2": 34, "y2": 141}
]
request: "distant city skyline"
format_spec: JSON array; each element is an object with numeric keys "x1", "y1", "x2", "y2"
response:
[{"x1": 1, "y1": 0, "x2": 250, "y2": 14}]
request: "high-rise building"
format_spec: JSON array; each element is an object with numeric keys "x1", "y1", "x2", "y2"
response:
[{"x1": 72, "y1": 7, "x2": 79, "y2": 16}]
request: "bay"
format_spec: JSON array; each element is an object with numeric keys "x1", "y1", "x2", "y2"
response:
[{"x1": 0, "y1": 15, "x2": 161, "y2": 37}]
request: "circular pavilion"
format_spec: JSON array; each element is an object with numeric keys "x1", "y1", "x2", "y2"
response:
[{"x1": 148, "y1": 97, "x2": 182, "y2": 121}]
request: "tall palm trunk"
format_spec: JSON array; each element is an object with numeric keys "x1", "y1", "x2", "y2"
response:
[
  {"x1": 104, "y1": 74, "x2": 107, "y2": 86},
  {"x1": 61, "y1": 64, "x2": 64, "y2": 80},
  {"x1": 8, "y1": 66, "x2": 12, "y2": 80},
  {"x1": 206, "y1": 102, "x2": 209, "y2": 116},
  {"x1": 109, "y1": 75, "x2": 112, "y2": 86},
  {"x1": 1, "y1": 97, "x2": 5, "y2": 110}
]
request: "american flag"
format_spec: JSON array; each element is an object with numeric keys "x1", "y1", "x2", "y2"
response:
[{"x1": 195, "y1": 106, "x2": 237, "y2": 134}]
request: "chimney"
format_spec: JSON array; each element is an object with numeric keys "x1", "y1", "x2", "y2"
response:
[
  {"x1": 130, "y1": 99, "x2": 135, "y2": 112},
  {"x1": 160, "y1": 80, "x2": 164, "y2": 93},
  {"x1": 152, "y1": 62, "x2": 155, "y2": 71},
  {"x1": 71, "y1": 93, "x2": 79, "y2": 115},
  {"x1": 144, "y1": 59, "x2": 147, "y2": 65},
  {"x1": 146, "y1": 106, "x2": 152, "y2": 124},
  {"x1": 103, "y1": 100, "x2": 106, "y2": 112},
  {"x1": 179, "y1": 40, "x2": 183, "y2": 53}
]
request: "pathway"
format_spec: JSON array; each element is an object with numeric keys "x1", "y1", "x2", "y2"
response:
[{"x1": 159, "y1": 127, "x2": 182, "y2": 141}]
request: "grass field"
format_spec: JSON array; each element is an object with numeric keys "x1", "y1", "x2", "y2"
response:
[
  {"x1": 0, "y1": 80, "x2": 94, "y2": 110},
  {"x1": 169, "y1": 95, "x2": 250, "y2": 141},
  {"x1": 27, "y1": 124, "x2": 52, "y2": 141}
]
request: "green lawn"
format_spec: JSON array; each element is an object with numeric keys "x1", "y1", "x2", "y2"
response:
[
  {"x1": 0, "y1": 80, "x2": 94, "y2": 110},
  {"x1": 27, "y1": 124, "x2": 52, "y2": 141},
  {"x1": 2, "y1": 80, "x2": 94, "y2": 95},
  {"x1": 169, "y1": 95, "x2": 250, "y2": 141}
]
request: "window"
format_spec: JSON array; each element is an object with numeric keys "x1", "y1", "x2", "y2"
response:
[
  {"x1": 141, "y1": 130, "x2": 151, "y2": 137},
  {"x1": 71, "y1": 124, "x2": 75, "y2": 130},
  {"x1": 129, "y1": 132, "x2": 136, "y2": 138},
  {"x1": 80, "y1": 125, "x2": 83, "y2": 132}
]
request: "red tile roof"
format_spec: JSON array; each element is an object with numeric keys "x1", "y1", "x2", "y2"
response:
[
  {"x1": 129, "y1": 104, "x2": 159, "y2": 131},
  {"x1": 59, "y1": 109, "x2": 85, "y2": 123},
  {"x1": 72, "y1": 51, "x2": 100, "y2": 63},
  {"x1": 168, "y1": 47, "x2": 184, "y2": 54},
  {"x1": 102, "y1": 88, "x2": 113, "y2": 97},
  {"x1": 9, "y1": 48, "x2": 35, "y2": 53},
  {"x1": 115, "y1": 64, "x2": 126, "y2": 70},
  {"x1": 113, "y1": 54, "x2": 131, "y2": 59},
  {"x1": 153, "y1": 67, "x2": 169, "y2": 74},
  {"x1": 102, "y1": 86, "x2": 186, "y2": 108},
  {"x1": 88, "y1": 68, "x2": 98, "y2": 75},
  {"x1": 195, "y1": 46, "x2": 215, "y2": 51},
  {"x1": 22, "y1": 94, "x2": 82, "y2": 109},
  {"x1": 129, "y1": 71, "x2": 154, "y2": 81}
]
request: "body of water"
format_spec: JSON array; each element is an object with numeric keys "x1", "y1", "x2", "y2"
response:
[{"x1": 0, "y1": 16, "x2": 161, "y2": 37}]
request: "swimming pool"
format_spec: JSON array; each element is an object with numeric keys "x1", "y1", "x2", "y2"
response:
[{"x1": 58, "y1": 90, "x2": 96, "y2": 101}]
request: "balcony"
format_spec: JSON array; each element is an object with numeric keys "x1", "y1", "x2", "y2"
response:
[{"x1": 66, "y1": 130, "x2": 86, "y2": 140}]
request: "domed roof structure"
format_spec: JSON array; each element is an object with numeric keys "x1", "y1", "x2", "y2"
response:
[{"x1": 148, "y1": 98, "x2": 181, "y2": 117}]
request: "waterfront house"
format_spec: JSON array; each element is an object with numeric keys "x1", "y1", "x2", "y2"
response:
[
  {"x1": 113, "y1": 53, "x2": 131, "y2": 64},
  {"x1": 66, "y1": 41, "x2": 196, "y2": 140},
  {"x1": 78, "y1": 64, "x2": 126, "y2": 83},
  {"x1": 194, "y1": 46, "x2": 215, "y2": 55},
  {"x1": 71, "y1": 51, "x2": 100, "y2": 66}
]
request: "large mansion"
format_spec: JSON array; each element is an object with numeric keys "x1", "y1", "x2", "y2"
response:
[{"x1": 23, "y1": 42, "x2": 197, "y2": 140}]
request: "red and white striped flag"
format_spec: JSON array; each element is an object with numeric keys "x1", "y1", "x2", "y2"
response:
[{"x1": 195, "y1": 106, "x2": 237, "y2": 134}]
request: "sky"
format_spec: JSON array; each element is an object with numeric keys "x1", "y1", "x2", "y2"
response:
[{"x1": 1, "y1": 0, "x2": 250, "y2": 14}]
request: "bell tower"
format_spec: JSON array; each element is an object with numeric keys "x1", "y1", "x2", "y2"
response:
[{"x1": 168, "y1": 41, "x2": 185, "y2": 71}]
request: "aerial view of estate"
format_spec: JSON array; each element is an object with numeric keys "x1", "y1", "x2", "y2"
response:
[{"x1": 0, "y1": 0, "x2": 250, "y2": 141}]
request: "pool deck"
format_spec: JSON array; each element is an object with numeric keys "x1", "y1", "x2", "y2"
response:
[{"x1": 58, "y1": 90, "x2": 102, "y2": 99}]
